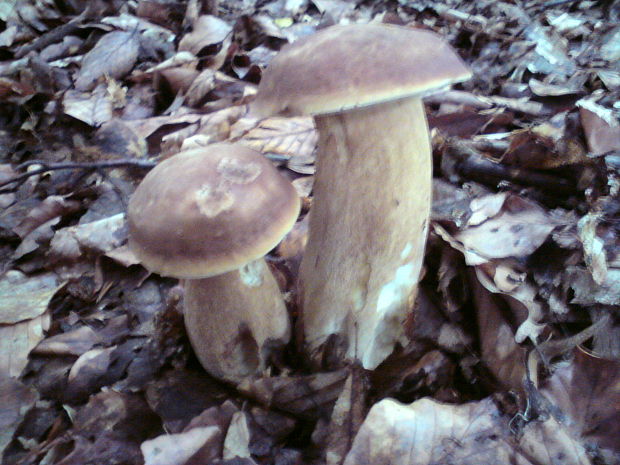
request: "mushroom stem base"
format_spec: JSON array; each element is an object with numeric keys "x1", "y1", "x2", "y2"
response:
[
  {"x1": 184, "y1": 259, "x2": 291, "y2": 382},
  {"x1": 300, "y1": 97, "x2": 432, "y2": 369}
]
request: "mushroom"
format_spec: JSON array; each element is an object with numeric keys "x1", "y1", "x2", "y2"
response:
[
  {"x1": 127, "y1": 143, "x2": 300, "y2": 382},
  {"x1": 251, "y1": 24, "x2": 471, "y2": 369}
]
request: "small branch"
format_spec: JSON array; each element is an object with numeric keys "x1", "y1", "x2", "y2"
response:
[
  {"x1": 0, "y1": 159, "x2": 156, "y2": 193},
  {"x1": 426, "y1": 90, "x2": 552, "y2": 117}
]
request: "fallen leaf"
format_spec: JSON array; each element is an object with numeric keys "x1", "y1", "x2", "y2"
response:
[
  {"x1": 237, "y1": 370, "x2": 348, "y2": 418},
  {"x1": 0, "y1": 270, "x2": 62, "y2": 324},
  {"x1": 223, "y1": 412, "x2": 251, "y2": 460},
  {"x1": 343, "y1": 397, "x2": 524, "y2": 465},
  {"x1": 0, "y1": 377, "x2": 38, "y2": 456},
  {"x1": 75, "y1": 30, "x2": 140, "y2": 91},
  {"x1": 63, "y1": 84, "x2": 114, "y2": 126},
  {"x1": 179, "y1": 15, "x2": 232, "y2": 56},
  {"x1": 542, "y1": 348, "x2": 620, "y2": 454},
  {"x1": 142, "y1": 427, "x2": 221, "y2": 465}
]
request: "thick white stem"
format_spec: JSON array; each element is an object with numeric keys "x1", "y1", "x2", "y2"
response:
[
  {"x1": 184, "y1": 259, "x2": 290, "y2": 382},
  {"x1": 299, "y1": 97, "x2": 432, "y2": 369}
]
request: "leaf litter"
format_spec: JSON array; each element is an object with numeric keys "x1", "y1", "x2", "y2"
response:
[{"x1": 0, "y1": 0, "x2": 619, "y2": 464}]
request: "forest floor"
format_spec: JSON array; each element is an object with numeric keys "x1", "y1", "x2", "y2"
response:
[{"x1": 0, "y1": 0, "x2": 619, "y2": 464}]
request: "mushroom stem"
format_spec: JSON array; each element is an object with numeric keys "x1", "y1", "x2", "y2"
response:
[
  {"x1": 300, "y1": 97, "x2": 432, "y2": 369},
  {"x1": 184, "y1": 258, "x2": 290, "y2": 382}
]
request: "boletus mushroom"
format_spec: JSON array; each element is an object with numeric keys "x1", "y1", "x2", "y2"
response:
[
  {"x1": 252, "y1": 24, "x2": 471, "y2": 369},
  {"x1": 127, "y1": 143, "x2": 300, "y2": 382}
]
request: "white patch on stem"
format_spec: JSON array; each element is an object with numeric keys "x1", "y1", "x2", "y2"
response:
[{"x1": 239, "y1": 260, "x2": 264, "y2": 287}]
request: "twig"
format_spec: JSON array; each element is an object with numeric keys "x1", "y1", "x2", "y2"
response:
[
  {"x1": 14, "y1": 7, "x2": 94, "y2": 59},
  {"x1": 426, "y1": 90, "x2": 552, "y2": 117},
  {"x1": 0, "y1": 159, "x2": 156, "y2": 193}
]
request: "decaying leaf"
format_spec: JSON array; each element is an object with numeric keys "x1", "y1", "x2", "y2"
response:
[
  {"x1": 578, "y1": 100, "x2": 620, "y2": 155},
  {"x1": 75, "y1": 30, "x2": 140, "y2": 92},
  {"x1": 324, "y1": 368, "x2": 367, "y2": 465},
  {"x1": 0, "y1": 270, "x2": 62, "y2": 324},
  {"x1": 48, "y1": 213, "x2": 127, "y2": 264},
  {"x1": 343, "y1": 397, "x2": 516, "y2": 465},
  {"x1": 237, "y1": 370, "x2": 348, "y2": 418},
  {"x1": 142, "y1": 427, "x2": 221, "y2": 465},
  {"x1": 542, "y1": 348, "x2": 620, "y2": 454},
  {"x1": 178, "y1": 15, "x2": 232, "y2": 56},
  {"x1": 223, "y1": 412, "x2": 252, "y2": 460},
  {"x1": 63, "y1": 84, "x2": 115, "y2": 127},
  {"x1": 0, "y1": 377, "x2": 38, "y2": 456},
  {"x1": 455, "y1": 193, "x2": 560, "y2": 265},
  {"x1": 235, "y1": 116, "x2": 317, "y2": 174},
  {"x1": 0, "y1": 311, "x2": 50, "y2": 378}
]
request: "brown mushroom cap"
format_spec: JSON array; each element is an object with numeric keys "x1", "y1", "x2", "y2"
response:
[
  {"x1": 127, "y1": 143, "x2": 300, "y2": 278},
  {"x1": 252, "y1": 23, "x2": 472, "y2": 118}
]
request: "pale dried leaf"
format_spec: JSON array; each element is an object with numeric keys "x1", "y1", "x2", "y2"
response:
[
  {"x1": 343, "y1": 397, "x2": 529, "y2": 465},
  {"x1": 578, "y1": 101, "x2": 620, "y2": 155},
  {"x1": 49, "y1": 213, "x2": 127, "y2": 263},
  {"x1": 0, "y1": 270, "x2": 62, "y2": 324},
  {"x1": 223, "y1": 412, "x2": 251, "y2": 460},
  {"x1": 456, "y1": 194, "x2": 558, "y2": 264},
  {"x1": 105, "y1": 244, "x2": 142, "y2": 268},
  {"x1": 567, "y1": 266, "x2": 620, "y2": 305},
  {"x1": 542, "y1": 349, "x2": 620, "y2": 453},
  {"x1": 237, "y1": 370, "x2": 348, "y2": 418},
  {"x1": 141, "y1": 427, "x2": 220, "y2": 465},
  {"x1": 0, "y1": 377, "x2": 38, "y2": 455},
  {"x1": 75, "y1": 31, "x2": 140, "y2": 91},
  {"x1": 0, "y1": 311, "x2": 50, "y2": 378},
  {"x1": 33, "y1": 325, "x2": 100, "y2": 356},
  {"x1": 519, "y1": 417, "x2": 592, "y2": 465},
  {"x1": 64, "y1": 85, "x2": 114, "y2": 126},
  {"x1": 578, "y1": 212, "x2": 607, "y2": 284},
  {"x1": 236, "y1": 116, "x2": 317, "y2": 173},
  {"x1": 325, "y1": 369, "x2": 366, "y2": 465},
  {"x1": 471, "y1": 270, "x2": 526, "y2": 392},
  {"x1": 13, "y1": 196, "x2": 80, "y2": 238},
  {"x1": 186, "y1": 69, "x2": 216, "y2": 107},
  {"x1": 179, "y1": 15, "x2": 232, "y2": 55}
]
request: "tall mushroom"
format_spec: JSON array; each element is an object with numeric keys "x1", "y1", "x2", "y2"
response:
[
  {"x1": 127, "y1": 143, "x2": 300, "y2": 382},
  {"x1": 252, "y1": 24, "x2": 471, "y2": 369}
]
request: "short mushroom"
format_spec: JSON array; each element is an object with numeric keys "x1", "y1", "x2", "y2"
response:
[
  {"x1": 252, "y1": 24, "x2": 471, "y2": 369},
  {"x1": 127, "y1": 143, "x2": 300, "y2": 382}
]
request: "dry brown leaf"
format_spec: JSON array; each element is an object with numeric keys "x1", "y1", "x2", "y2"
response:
[
  {"x1": 343, "y1": 397, "x2": 526, "y2": 465},
  {"x1": 237, "y1": 369, "x2": 348, "y2": 418},
  {"x1": 223, "y1": 411, "x2": 252, "y2": 460},
  {"x1": 519, "y1": 416, "x2": 592, "y2": 465},
  {"x1": 578, "y1": 100, "x2": 620, "y2": 155},
  {"x1": 186, "y1": 69, "x2": 216, "y2": 107},
  {"x1": 48, "y1": 213, "x2": 127, "y2": 264},
  {"x1": 471, "y1": 269, "x2": 526, "y2": 392},
  {"x1": 567, "y1": 266, "x2": 620, "y2": 306},
  {"x1": 0, "y1": 377, "x2": 38, "y2": 456},
  {"x1": 179, "y1": 15, "x2": 232, "y2": 56},
  {"x1": 0, "y1": 310, "x2": 50, "y2": 378},
  {"x1": 63, "y1": 84, "x2": 114, "y2": 126},
  {"x1": 0, "y1": 270, "x2": 62, "y2": 324},
  {"x1": 235, "y1": 116, "x2": 317, "y2": 174},
  {"x1": 159, "y1": 68, "x2": 200, "y2": 95},
  {"x1": 182, "y1": 401, "x2": 239, "y2": 465},
  {"x1": 32, "y1": 325, "x2": 101, "y2": 356},
  {"x1": 542, "y1": 348, "x2": 620, "y2": 455},
  {"x1": 75, "y1": 31, "x2": 140, "y2": 92},
  {"x1": 456, "y1": 193, "x2": 559, "y2": 265},
  {"x1": 13, "y1": 196, "x2": 81, "y2": 238},
  {"x1": 325, "y1": 368, "x2": 367, "y2": 465},
  {"x1": 88, "y1": 118, "x2": 148, "y2": 160},
  {"x1": 578, "y1": 212, "x2": 608, "y2": 285},
  {"x1": 141, "y1": 427, "x2": 221, "y2": 465}
]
